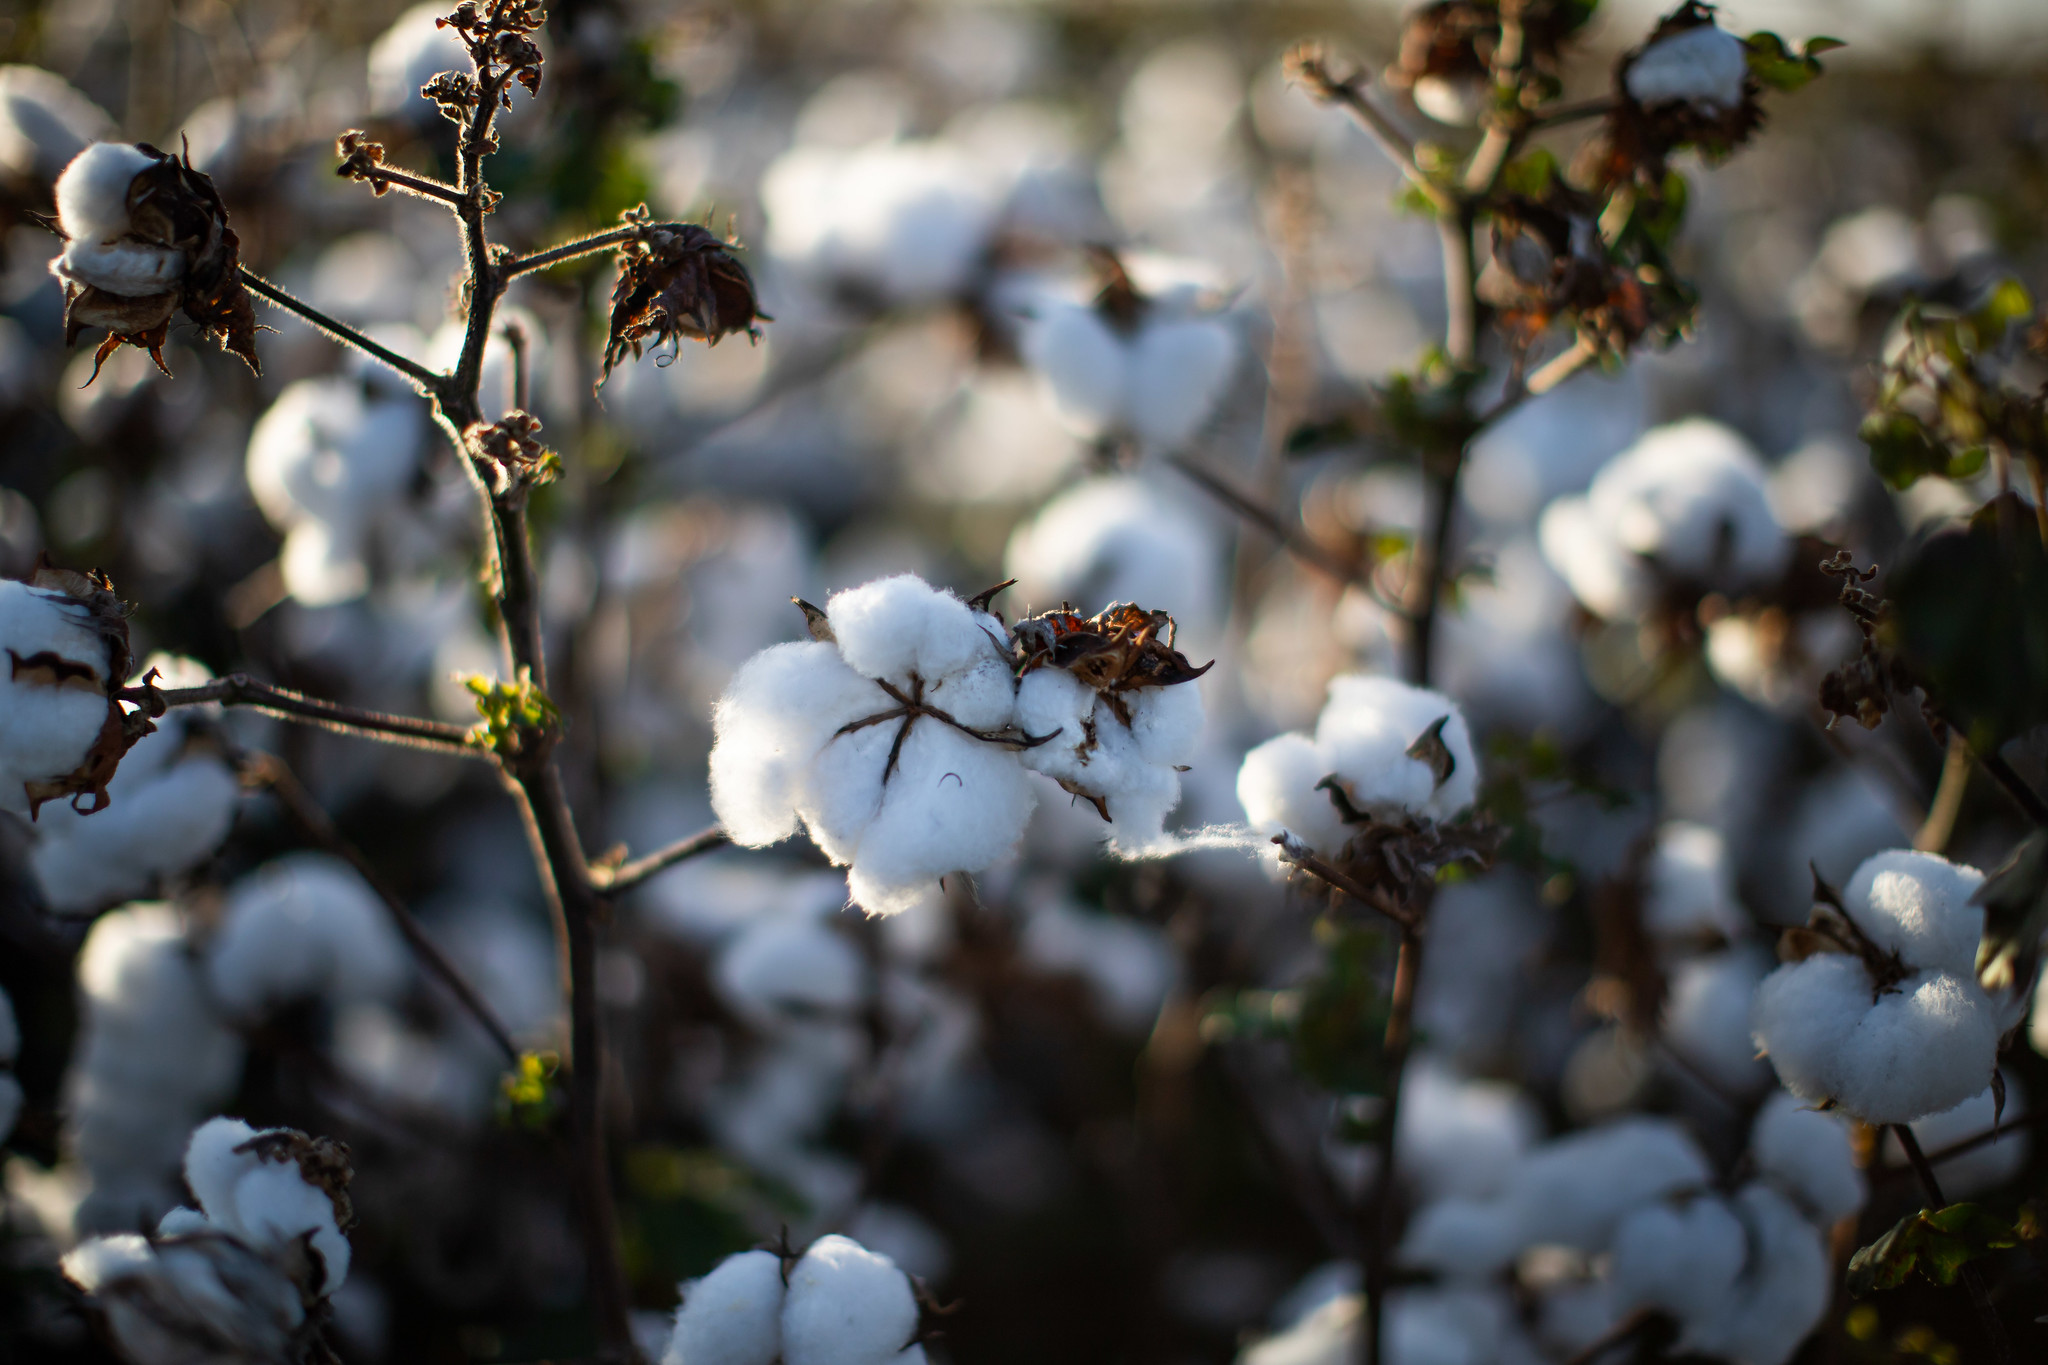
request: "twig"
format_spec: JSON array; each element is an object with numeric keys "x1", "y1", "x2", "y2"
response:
[
  {"x1": 1971, "y1": 742, "x2": 2048, "y2": 827},
  {"x1": 1291, "y1": 54, "x2": 1453, "y2": 215},
  {"x1": 1166, "y1": 454, "x2": 1411, "y2": 618},
  {"x1": 1405, "y1": 441, "x2": 1467, "y2": 687},
  {"x1": 237, "y1": 269, "x2": 445, "y2": 393},
  {"x1": 1271, "y1": 834, "x2": 1418, "y2": 931},
  {"x1": 1361, "y1": 924, "x2": 1424, "y2": 1365},
  {"x1": 594, "y1": 824, "x2": 730, "y2": 894},
  {"x1": 1526, "y1": 335, "x2": 1599, "y2": 396},
  {"x1": 1877, "y1": 1108, "x2": 2048, "y2": 1180},
  {"x1": 499, "y1": 224, "x2": 643, "y2": 279},
  {"x1": 1526, "y1": 97, "x2": 1619, "y2": 132},
  {"x1": 352, "y1": 164, "x2": 468, "y2": 207},
  {"x1": 1891, "y1": 1123, "x2": 2014, "y2": 1364},
  {"x1": 243, "y1": 751, "x2": 521, "y2": 1065},
  {"x1": 1439, "y1": 205, "x2": 1479, "y2": 369},
  {"x1": 131, "y1": 675, "x2": 482, "y2": 755}
]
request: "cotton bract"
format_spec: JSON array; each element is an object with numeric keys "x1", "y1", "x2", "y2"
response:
[
  {"x1": 1537, "y1": 418, "x2": 1789, "y2": 621},
  {"x1": 1018, "y1": 295, "x2": 1238, "y2": 451},
  {"x1": 709, "y1": 574, "x2": 1035, "y2": 915},
  {"x1": 1751, "y1": 849, "x2": 2001, "y2": 1124},
  {"x1": 0, "y1": 575, "x2": 124, "y2": 817},
  {"x1": 1237, "y1": 675, "x2": 1478, "y2": 855}
]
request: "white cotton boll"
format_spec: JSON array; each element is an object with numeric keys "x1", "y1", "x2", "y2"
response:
[
  {"x1": 31, "y1": 726, "x2": 240, "y2": 914},
  {"x1": 53, "y1": 142, "x2": 153, "y2": 245},
  {"x1": 247, "y1": 377, "x2": 424, "y2": 536},
  {"x1": 1537, "y1": 495, "x2": 1647, "y2": 620},
  {"x1": 1752, "y1": 956, "x2": 2000, "y2": 1125},
  {"x1": 1611, "y1": 1196, "x2": 1747, "y2": 1323},
  {"x1": 1679, "y1": 1184, "x2": 1830, "y2": 1365},
  {"x1": 1395, "y1": 1058, "x2": 1542, "y2": 1203},
  {"x1": 56, "y1": 237, "x2": 184, "y2": 296},
  {"x1": 780, "y1": 1235, "x2": 920, "y2": 1365},
  {"x1": 1316, "y1": 676, "x2": 1477, "y2": 822},
  {"x1": 1019, "y1": 302, "x2": 1128, "y2": 440},
  {"x1": 1016, "y1": 670, "x2": 1201, "y2": 849},
  {"x1": 204, "y1": 854, "x2": 409, "y2": 1018},
  {"x1": 1886, "y1": 1081, "x2": 2030, "y2": 1198},
  {"x1": 665, "y1": 1249, "x2": 786, "y2": 1365},
  {"x1": 1126, "y1": 316, "x2": 1237, "y2": 450},
  {"x1": 710, "y1": 643, "x2": 879, "y2": 849},
  {"x1": 182, "y1": 1117, "x2": 351, "y2": 1292},
  {"x1": 1018, "y1": 892, "x2": 1176, "y2": 1034},
  {"x1": 1751, "y1": 1090, "x2": 1865, "y2": 1224},
  {"x1": 1645, "y1": 822, "x2": 1746, "y2": 941},
  {"x1": 0, "y1": 579, "x2": 118, "y2": 818},
  {"x1": 61, "y1": 1231, "x2": 156, "y2": 1292},
  {"x1": 714, "y1": 915, "x2": 869, "y2": 1032},
  {"x1": 848, "y1": 724, "x2": 1038, "y2": 915},
  {"x1": 1663, "y1": 949, "x2": 1775, "y2": 1097},
  {"x1": 1504, "y1": 1118, "x2": 1713, "y2": 1255},
  {"x1": 1397, "y1": 1197, "x2": 1525, "y2": 1278},
  {"x1": 0, "y1": 67, "x2": 114, "y2": 184},
  {"x1": 1130, "y1": 680, "x2": 1204, "y2": 769},
  {"x1": 1627, "y1": 24, "x2": 1750, "y2": 113},
  {"x1": 182, "y1": 1116, "x2": 260, "y2": 1221},
  {"x1": 825, "y1": 576, "x2": 1000, "y2": 699},
  {"x1": 1237, "y1": 732, "x2": 1348, "y2": 856},
  {"x1": 1839, "y1": 849, "x2": 1984, "y2": 979}
]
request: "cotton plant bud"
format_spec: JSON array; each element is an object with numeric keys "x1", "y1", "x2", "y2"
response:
[
  {"x1": 245, "y1": 375, "x2": 431, "y2": 607},
  {"x1": 1751, "y1": 849, "x2": 2003, "y2": 1125},
  {"x1": 708, "y1": 574, "x2": 1038, "y2": 916},
  {"x1": 1237, "y1": 674, "x2": 1478, "y2": 856},
  {"x1": 0, "y1": 65, "x2": 114, "y2": 184},
  {"x1": 47, "y1": 140, "x2": 258, "y2": 375},
  {"x1": 31, "y1": 656, "x2": 238, "y2": 914},
  {"x1": 61, "y1": 1228, "x2": 313, "y2": 1365},
  {"x1": 760, "y1": 137, "x2": 1003, "y2": 307},
  {"x1": 0, "y1": 567, "x2": 145, "y2": 819},
  {"x1": 1749, "y1": 1090, "x2": 1866, "y2": 1224},
  {"x1": 0, "y1": 984, "x2": 19, "y2": 1145},
  {"x1": 1010, "y1": 601, "x2": 1208, "y2": 850},
  {"x1": 203, "y1": 853, "x2": 410, "y2": 1019},
  {"x1": 1537, "y1": 418, "x2": 1789, "y2": 623},
  {"x1": 1016, "y1": 251, "x2": 1239, "y2": 453},
  {"x1": 66, "y1": 904, "x2": 246, "y2": 1232}
]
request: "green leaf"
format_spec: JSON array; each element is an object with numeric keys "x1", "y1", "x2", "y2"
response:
[
  {"x1": 498, "y1": 1050, "x2": 564, "y2": 1131},
  {"x1": 1847, "y1": 1203, "x2": 2018, "y2": 1298},
  {"x1": 465, "y1": 667, "x2": 561, "y2": 757},
  {"x1": 1745, "y1": 30, "x2": 1839, "y2": 92},
  {"x1": 1499, "y1": 148, "x2": 1559, "y2": 200},
  {"x1": 1860, "y1": 412, "x2": 1951, "y2": 490},
  {"x1": 1886, "y1": 492, "x2": 2048, "y2": 749},
  {"x1": 1968, "y1": 276, "x2": 2035, "y2": 348}
]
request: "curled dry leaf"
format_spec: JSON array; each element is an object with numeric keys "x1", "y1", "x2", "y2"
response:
[
  {"x1": 600, "y1": 208, "x2": 768, "y2": 388},
  {"x1": 1011, "y1": 601, "x2": 1212, "y2": 724}
]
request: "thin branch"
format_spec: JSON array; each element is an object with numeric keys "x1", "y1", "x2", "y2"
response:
[
  {"x1": 1405, "y1": 441, "x2": 1467, "y2": 687},
  {"x1": 352, "y1": 164, "x2": 468, "y2": 207},
  {"x1": 1891, "y1": 1123, "x2": 2013, "y2": 1364},
  {"x1": 237, "y1": 269, "x2": 445, "y2": 393},
  {"x1": 1972, "y1": 741, "x2": 2048, "y2": 827},
  {"x1": 1879, "y1": 1108, "x2": 2048, "y2": 1179},
  {"x1": 1361, "y1": 924, "x2": 1423, "y2": 1365},
  {"x1": 1166, "y1": 454, "x2": 1411, "y2": 618},
  {"x1": 1526, "y1": 97, "x2": 1619, "y2": 133},
  {"x1": 1439, "y1": 206, "x2": 1479, "y2": 369},
  {"x1": 1526, "y1": 335, "x2": 1600, "y2": 396},
  {"x1": 132, "y1": 675, "x2": 482, "y2": 755},
  {"x1": 1271, "y1": 833, "x2": 1419, "y2": 931},
  {"x1": 594, "y1": 824, "x2": 730, "y2": 895},
  {"x1": 500, "y1": 224, "x2": 641, "y2": 279},
  {"x1": 1291, "y1": 55, "x2": 1454, "y2": 215},
  {"x1": 1914, "y1": 732, "x2": 1972, "y2": 852},
  {"x1": 243, "y1": 751, "x2": 521, "y2": 1065}
]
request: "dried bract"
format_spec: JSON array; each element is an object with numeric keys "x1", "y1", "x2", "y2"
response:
[
  {"x1": 1011, "y1": 601, "x2": 1211, "y2": 725},
  {"x1": 600, "y1": 208, "x2": 767, "y2": 387},
  {"x1": 464, "y1": 410, "x2": 559, "y2": 493},
  {"x1": 334, "y1": 130, "x2": 392, "y2": 195}
]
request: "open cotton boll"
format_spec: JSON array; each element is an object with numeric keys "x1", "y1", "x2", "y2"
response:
[
  {"x1": 1611, "y1": 1194, "x2": 1748, "y2": 1324},
  {"x1": 1752, "y1": 850, "x2": 2000, "y2": 1124},
  {"x1": 1018, "y1": 891, "x2": 1176, "y2": 1035},
  {"x1": 54, "y1": 142, "x2": 156, "y2": 245},
  {"x1": 714, "y1": 914, "x2": 870, "y2": 1032},
  {"x1": 180, "y1": 1117, "x2": 352, "y2": 1294},
  {"x1": 0, "y1": 578, "x2": 121, "y2": 818},
  {"x1": 1019, "y1": 302, "x2": 1127, "y2": 439},
  {"x1": 1396, "y1": 1196, "x2": 1525, "y2": 1278},
  {"x1": 1125, "y1": 315, "x2": 1238, "y2": 449},
  {"x1": 1395, "y1": 1058, "x2": 1542, "y2": 1203},
  {"x1": 204, "y1": 854, "x2": 409, "y2": 1018},
  {"x1": 664, "y1": 1249, "x2": 786, "y2": 1365},
  {"x1": 1677, "y1": 1184, "x2": 1830, "y2": 1365},
  {"x1": 247, "y1": 377, "x2": 426, "y2": 538},
  {"x1": 1016, "y1": 296, "x2": 1237, "y2": 452},
  {"x1": 781, "y1": 1234, "x2": 921, "y2": 1365},
  {"x1": 1663, "y1": 949, "x2": 1775, "y2": 1097},
  {"x1": 1884, "y1": 1080, "x2": 2030, "y2": 1198},
  {"x1": 1645, "y1": 821, "x2": 1746, "y2": 941},
  {"x1": 1627, "y1": 23, "x2": 1750, "y2": 113},
  {"x1": 1015, "y1": 665, "x2": 1203, "y2": 850},
  {"x1": 62, "y1": 1228, "x2": 308, "y2": 1365},
  {"x1": 1750, "y1": 1090, "x2": 1865, "y2": 1224},
  {"x1": 825, "y1": 576, "x2": 1012, "y2": 713},
  {"x1": 710, "y1": 643, "x2": 884, "y2": 848},
  {"x1": 1237, "y1": 732, "x2": 1349, "y2": 860}
]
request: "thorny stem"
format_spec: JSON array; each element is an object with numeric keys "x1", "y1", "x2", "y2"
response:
[
  {"x1": 238, "y1": 269, "x2": 445, "y2": 393},
  {"x1": 1362, "y1": 925, "x2": 1424, "y2": 1365},
  {"x1": 243, "y1": 751, "x2": 521, "y2": 1065},
  {"x1": 1892, "y1": 1124, "x2": 2014, "y2": 1364},
  {"x1": 131, "y1": 675, "x2": 481, "y2": 755},
  {"x1": 594, "y1": 823, "x2": 731, "y2": 895}
]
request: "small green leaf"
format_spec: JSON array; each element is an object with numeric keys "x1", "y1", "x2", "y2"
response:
[
  {"x1": 498, "y1": 1050, "x2": 564, "y2": 1131},
  {"x1": 1860, "y1": 412, "x2": 1947, "y2": 490},
  {"x1": 1499, "y1": 148, "x2": 1559, "y2": 200},
  {"x1": 1847, "y1": 1203, "x2": 2018, "y2": 1298},
  {"x1": 1744, "y1": 30, "x2": 1838, "y2": 92},
  {"x1": 464, "y1": 667, "x2": 562, "y2": 758},
  {"x1": 1804, "y1": 36, "x2": 1848, "y2": 55},
  {"x1": 1968, "y1": 276, "x2": 2034, "y2": 348}
]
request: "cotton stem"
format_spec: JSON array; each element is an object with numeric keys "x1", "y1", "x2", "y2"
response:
[
  {"x1": 132, "y1": 675, "x2": 482, "y2": 755},
  {"x1": 1892, "y1": 1123, "x2": 2013, "y2": 1364},
  {"x1": 1913, "y1": 732, "x2": 1971, "y2": 853},
  {"x1": 1361, "y1": 924, "x2": 1424, "y2": 1365},
  {"x1": 238, "y1": 269, "x2": 445, "y2": 393},
  {"x1": 594, "y1": 823, "x2": 731, "y2": 895}
]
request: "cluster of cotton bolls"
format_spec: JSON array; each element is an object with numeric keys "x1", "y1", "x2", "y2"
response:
[
  {"x1": 62, "y1": 1116, "x2": 355, "y2": 1364},
  {"x1": 659, "y1": 1233, "x2": 928, "y2": 1365},
  {"x1": 711, "y1": 573, "x2": 1207, "y2": 912}
]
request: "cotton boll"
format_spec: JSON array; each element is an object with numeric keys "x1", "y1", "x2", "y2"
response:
[
  {"x1": 1611, "y1": 1195, "x2": 1747, "y2": 1323},
  {"x1": 780, "y1": 1234, "x2": 920, "y2": 1365},
  {"x1": 1645, "y1": 822, "x2": 1745, "y2": 941},
  {"x1": 1395, "y1": 1058, "x2": 1541, "y2": 1203},
  {"x1": 62, "y1": 1230, "x2": 307, "y2": 1365},
  {"x1": 714, "y1": 914, "x2": 869, "y2": 1032},
  {"x1": 1237, "y1": 731, "x2": 1348, "y2": 855},
  {"x1": 1126, "y1": 316, "x2": 1237, "y2": 449},
  {"x1": 1626, "y1": 23, "x2": 1750, "y2": 113},
  {"x1": 1537, "y1": 494, "x2": 1647, "y2": 620},
  {"x1": 1663, "y1": 949, "x2": 1775, "y2": 1097},
  {"x1": 824, "y1": 576, "x2": 1004, "y2": 700},
  {"x1": 0, "y1": 66, "x2": 115, "y2": 184},
  {"x1": 845, "y1": 722, "x2": 1038, "y2": 915},
  {"x1": 1885, "y1": 1081, "x2": 2030, "y2": 1198},
  {"x1": 1750, "y1": 1090, "x2": 1865, "y2": 1224},
  {"x1": 1016, "y1": 669, "x2": 1202, "y2": 850},
  {"x1": 1505, "y1": 1118, "x2": 1713, "y2": 1255},
  {"x1": 1397, "y1": 1197, "x2": 1525, "y2": 1278},
  {"x1": 1019, "y1": 302, "x2": 1128, "y2": 439},
  {"x1": 665, "y1": 1249, "x2": 786, "y2": 1365},
  {"x1": 0, "y1": 579, "x2": 120, "y2": 818},
  {"x1": 1018, "y1": 892, "x2": 1176, "y2": 1035},
  {"x1": 179, "y1": 1118, "x2": 351, "y2": 1292},
  {"x1": 1679, "y1": 1184, "x2": 1830, "y2": 1365},
  {"x1": 204, "y1": 854, "x2": 409, "y2": 1018},
  {"x1": 1316, "y1": 676, "x2": 1477, "y2": 822},
  {"x1": 246, "y1": 377, "x2": 425, "y2": 536},
  {"x1": 710, "y1": 642, "x2": 881, "y2": 849},
  {"x1": 1839, "y1": 849, "x2": 1984, "y2": 978},
  {"x1": 54, "y1": 142, "x2": 155, "y2": 246}
]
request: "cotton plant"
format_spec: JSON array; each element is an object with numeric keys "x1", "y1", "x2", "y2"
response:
[
  {"x1": 1014, "y1": 249, "x2": 1240, "y2": 455},
  {"x1": 710, "y1": 575, "x2": 1208, "y2": 913},
  {"x1": 659, "y1": 1234, "x2": 930, "y2": 1365},
  {"x1": 1751, "y1": 849, "x2": 2009, "y2": 1125},
  {"x1": 28, "y1": 656, "x2": 239, "y2": 915},
  {"x1": 62, "y1": 1117, "x2": 356, "y2": 1365}
]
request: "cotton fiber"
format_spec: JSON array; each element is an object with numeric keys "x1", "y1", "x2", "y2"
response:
[
  {"x1": 658, "y1": 1234, "x2": 925, "y2": 1365},
  {"x1": 0, "y1": 578, "x2": 121, "y2": 817},
  {"x1": 1750, "y1": 1090, "x2": 1866, "y2": 1224},
  {"x1": 1627, "y1": 22, "x2": 1750, "y2": 114},
  {"x1": 1015, "y1": 660, "x2": 1203, "y2": 851},
  {"x1": 204, "y1": 853, "x2": 409, "y2": 1018},
  {"x1": 1018, "y1": 293, "x2": 1238, "y2": 451}
]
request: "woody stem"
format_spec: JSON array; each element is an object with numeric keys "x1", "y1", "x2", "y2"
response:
[{"x1": 238, "y1": 269, "x2": 445, "y2": 393}]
